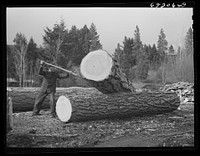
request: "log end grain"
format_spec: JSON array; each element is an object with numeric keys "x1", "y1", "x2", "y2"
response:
[{"x1": 56, "y1": 95, "x2": 72, "y2": 122}]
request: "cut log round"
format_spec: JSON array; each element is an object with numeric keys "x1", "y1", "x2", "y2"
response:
[
  {"x1": 56, "y1": 91, "x2": 180, "y2": 123},
  {"x1": 80, "y1": 50, "x2": 135, "y2": 93},
  {"x1": 56, "y1": 95, "x2": 72, "y2": 122},
  {"x1": 80, "y1": 50, "x2": 113, "y2": 81}
]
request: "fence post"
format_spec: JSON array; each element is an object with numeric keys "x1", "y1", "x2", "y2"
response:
[{"x1": 7, "y1": 89, "x2": 13, "y2": 133}]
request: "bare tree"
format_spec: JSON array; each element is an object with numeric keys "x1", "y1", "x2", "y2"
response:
[{"x1": 13, "y1": 33, "x2": 28, "y2": 87}]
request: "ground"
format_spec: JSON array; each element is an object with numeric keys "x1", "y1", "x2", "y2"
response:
[{"x1": 6, "y1": 102, "x2": 194, "y2": 150}]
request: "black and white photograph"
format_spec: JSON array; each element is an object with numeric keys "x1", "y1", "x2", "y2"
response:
[{"x1": 6, "y1": 4, "x2": 195, "y2": 151}]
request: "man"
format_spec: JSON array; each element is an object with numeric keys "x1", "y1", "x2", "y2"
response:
[{"x1": 32, "y1": 60, "x2": 69, "y2": 117}]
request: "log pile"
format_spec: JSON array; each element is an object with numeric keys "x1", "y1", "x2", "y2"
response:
[
  {"x1": 7, "y1": 50, "x2": 182, "y2": 123},
  {"x1": 159, "y1": 82, "x2": 194, "y2": 104}
]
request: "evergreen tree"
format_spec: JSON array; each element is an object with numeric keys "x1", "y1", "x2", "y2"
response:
[
  {"x1": 26, "y1": 37, "x2": 38, "y2": 86},
  {"x1": 7, "y1": 45, "x2": 17, "y2": 80},
  {"x1": 133, "y1": 26, "x2": 150, "y2": 80},
  {"x1": 79, "y1": 25, "x2": 90, "y2": 55},
  {"x1": 113, "y1": 43, "x2": 123, "y2": 64},
  {"x1": 168, "y1": 45, "x2": 175, "y2": 54},
  {"x1": 43, "y1": 19, "x2": 67, "y2": 66},
  {"x1": 61, "y1": 25, "x2": 79, "y2": 68},
  {"x1": 157, "y1": 28, "x2": 168, "y2": 64},
  {"x1": 122, "y1": 36, "x2": 135, "y2": 77},
  {"x1": 132, "y1": 25, "x2": 143, "y2": 65},
  {"x1": 185, "y1": 27, "x2": 193, "y2": 56},
  {"x1": 167, "y1": 45, "x2": 176, "y2": 72},
  {"x1": 133, "y1": 25, "x2": 143, "y2": 50},
  {"x1": 157, "y1": 28, "x2": 168, "y2": 84},
  {"x1": 89, "y1": 23, "x2": 102, "y2": 51},
  {"x1": 151, "y1": 44, "x2": 160, "y2": 69}
]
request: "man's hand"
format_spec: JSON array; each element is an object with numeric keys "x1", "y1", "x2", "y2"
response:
[{"x1": 40, "y1": 60, "x2": 45, "y2": 66}]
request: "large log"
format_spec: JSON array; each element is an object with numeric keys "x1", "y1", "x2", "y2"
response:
[
  {"x1": 7, "y1": 87, "x2": 100, "y2": 112},
  {"x1": 56, "y1": 90, "x2": 180, "y2": 123},
  {"x1": 8, "y1": 87, "x2": 50, "y2": 112},
  {"x1": 80, "y1": 50, "x2": 135, "y2": 93}
]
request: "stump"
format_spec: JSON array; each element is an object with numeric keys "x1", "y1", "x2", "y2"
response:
[
  {"x1": 80, "y1": 50, "x2": 135, "y2": 93},
  {"x1": 56, "y1": 91, "x2": 180, "y2": 123}
]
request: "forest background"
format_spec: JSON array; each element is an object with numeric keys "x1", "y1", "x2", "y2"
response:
[{"x1": 7, "y1": 19, "x2": 194, "y2": 88}]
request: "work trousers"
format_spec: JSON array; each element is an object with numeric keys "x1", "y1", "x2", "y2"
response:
[{"x1": 33, "y1": 90, "x2": 56, "y2": 115}]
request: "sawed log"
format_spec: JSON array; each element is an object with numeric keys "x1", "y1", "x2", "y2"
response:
[
  {"x1": 80, "y1": 50, "x2": 135, "y2": 93},
  {"x1": 56, "y1": 89, "x2": 180, "y2": 122}
]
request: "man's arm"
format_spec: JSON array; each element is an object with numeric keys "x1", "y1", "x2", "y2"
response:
[{"x1": 38, "y1": 61, "x2": 45, "y2": 76}]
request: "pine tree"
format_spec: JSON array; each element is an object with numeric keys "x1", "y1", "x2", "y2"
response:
[
  {"x1": 122, "y1": 36, "x2": 135, "y2": 78},
  {"x1": 133, "y1": 25, "x2": 150, "y2": 80},
  {"x1": 157, "y1": 28, "x2": 168, "y2": 84},
  {"x1": 89, "y1": 23, "x2": 102, "y2": 51},
  {"x1": 157, "y1": 28, "x2": 168, "y2": 64},
  {"x1": 26, "y1": 37, "x2": 38, "y2": 86},
  {"x1": 133, "y1": 25, "x2": 143, "y2": 50},
  {"x1": 62, "y1": 25, "x2": 79, "y2": 68},
  {"x1": 43, "y1": 19, "x2": 67, "y2": 66},
  {"x1": 185, "y1": 27, "x2": 193, "y2": 56},
  {"x1": 168, "y1": 45, "x2": 175, "y2": 54},
  {"x1": 167, "y1": 45, "x2": 176, "y2": 73},
  {"x1": 151, "y1": 44, "x2": 160, "y2": 70},
  {"x1": 133, "y1": 25, "x2": 143, "y2": 65},
  {"x1": 183, "y1": 27, "x2": 194, "y2": 82},
  {"x1": 7, "y1": 45, "x2": 17, "y2": 80},
  {"x1": 82, "y1": 25, "x2": 90, "y2": 53},
  {"x1": 113, "y1": 43, "x2": 123, "y2": 64}
]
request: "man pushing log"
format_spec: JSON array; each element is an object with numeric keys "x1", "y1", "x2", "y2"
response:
[{"x1": 32, "y1": 60, "x2": 70, "y2": 118}]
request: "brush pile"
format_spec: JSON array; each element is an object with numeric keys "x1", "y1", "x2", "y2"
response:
[{"x1": 160, "y1": 82, "x2": 194, "y2": 105}]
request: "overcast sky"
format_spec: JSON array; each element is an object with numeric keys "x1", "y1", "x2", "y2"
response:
[{"x1": 7, "y1": 7, "x2": 193, "y2": 54}]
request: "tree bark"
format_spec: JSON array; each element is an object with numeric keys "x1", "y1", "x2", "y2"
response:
[
  {"x1": 55, "y1": 89, "x2": 180, "y2": 122},
  {"x1": 80, "y1": 50, "x2": 135, "y2": 93}
]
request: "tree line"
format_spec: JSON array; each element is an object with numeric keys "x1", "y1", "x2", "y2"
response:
[
  {"x1": 7, "y1": 20, "x2": 102, "y2": 87},
  {"x1": 113, "y1": 26, "x2": 194, "y2": 84},
  {"x1": 7, "y1": 19, "x2": 194, "y2": 87}
]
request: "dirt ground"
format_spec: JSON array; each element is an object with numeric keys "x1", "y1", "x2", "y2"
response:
[{"x1": 6, "y1": 102, "x2": 195, "y2": 151}]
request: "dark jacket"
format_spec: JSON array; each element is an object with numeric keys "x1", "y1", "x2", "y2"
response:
[{"x1": 38, "y1": 66, "x2": 69, "y2": 93}]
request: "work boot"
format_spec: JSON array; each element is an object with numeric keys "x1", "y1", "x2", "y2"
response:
[{"x1": 51, "y1": 113, "x2": 57, "y2": 118}]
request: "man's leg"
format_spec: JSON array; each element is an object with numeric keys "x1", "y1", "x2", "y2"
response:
[
  {"x1": 32, "y1": 91, "x2": 48, "y2": 115},
  {"x1": 49, "y1": 91, "x2": 56, "y2": 117}
]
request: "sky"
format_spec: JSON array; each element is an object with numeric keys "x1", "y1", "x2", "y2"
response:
[{"x1": 7, "y1": 7, "x2": 193, "y2": 54}]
